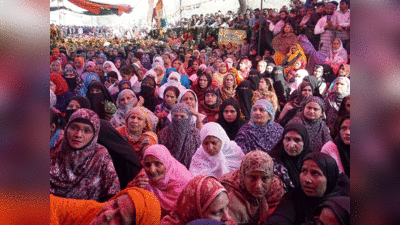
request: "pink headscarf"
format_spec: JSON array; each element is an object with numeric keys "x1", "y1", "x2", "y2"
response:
[{"x1": 143, "y1": 144, "x2": 193, "y2": 211}]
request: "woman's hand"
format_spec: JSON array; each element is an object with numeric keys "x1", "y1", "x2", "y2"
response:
[{"x1": 127, "y1": 171, "x2": 149, "y2": 189}]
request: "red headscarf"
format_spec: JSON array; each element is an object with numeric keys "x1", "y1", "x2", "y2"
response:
[{"x1": 50, "y1": 72, "x2": 69, "y2": 95}]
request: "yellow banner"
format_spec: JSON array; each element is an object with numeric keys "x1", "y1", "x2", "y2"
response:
[{"x1": 218, "y1": 28, "x2": 247, "y2": 47}]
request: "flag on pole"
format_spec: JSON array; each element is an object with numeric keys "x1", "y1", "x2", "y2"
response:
[{"x1": 152, "y1": 0, "x2": 163, "y2": 29}]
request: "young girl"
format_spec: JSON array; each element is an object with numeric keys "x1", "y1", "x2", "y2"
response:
[{"x1": 154, "y1": 86, "x2": 180, "y2": 131}]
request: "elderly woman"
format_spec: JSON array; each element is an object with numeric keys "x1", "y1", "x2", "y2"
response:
[
  {"x1": 158, "y1": 103, "x2": 201, "y2": 169},
  {"x1": 51, "y1": 60, "x2": 63, "y2": 75},
  {"x1": 213, "y1": 62, "x2": 230, "y2": 87},
  {"x1": 110, "y1": 89, "x2": 143, "y2": 129},
  {"x1": 321, "y1": 115, "x2": 350, "y2": 178},
  {"x1": 220, "y1": 150, "x2": 286, "y2": 224},
  {"x1": 220, "y1": 72, "x2": 238, "y2": 101},
  {"x1": 324, "y1": 77, "x2": 350, "y2": 131},
  {"x1": 161, "y1": 175, "x2": 237, "y2": 225},
  {"x1": 50, "y1": 187, "x2": 161, "y2": 224},
  {"x1": 116, "y1": 107, "x2": 158, "y2": 161},
  {"x1": 288, "y1": 96, "x2": 332, "y2": 152},
  {"x1": 269, "y1": 123, "x2": 311, "y2": 190},
  {"x1": 266, "y1": 152, "x2": 348, "y2": 225},
  {"x1": 50, "y1": 72, "x2": 75, "y2": 112},
  {"x1": 189, "y1": 122, "x2": 245, "y2": 179},
  {"x1": 198, "y1": 87, "x2": 222, "y2": 123},
  {"x1": 50, "y1": 109, "x2": 120, "y2": 202},
  {"x1": 127, "y1": 144, "x2": 193, "y2": 218},
  {"x1": 282, "y1": 44, "x2": 307, "y2": 75},
  {"x1": 235, "y1": 99, "x2": 284, "y2": 154}
]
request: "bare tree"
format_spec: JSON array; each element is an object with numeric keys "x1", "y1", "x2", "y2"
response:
[{"x1": 238, "y1": 0, "x2": 246, "y2": 14}]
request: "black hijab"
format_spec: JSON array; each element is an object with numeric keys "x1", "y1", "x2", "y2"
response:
[
  {"x1": 247, "y1": 69, "x2": 262, "y2": 90},
  {"x1": 216, "y1": 98, "x2": 246, "y2": 140},
  {"x1": 139, "y1": 76, "x2": 159, "y2": 112},
  {"x1": 316, "y1": 196, "x2": 350, "y2": 225},
  {"x1": 236, "y1": 80, "x2": 254, "y2": 121},
  {"x1": 269, "y1": 122, "x2": 310, "y2": 189},
  {"x1": 271, "y1": 66, "x2": 288, "y2": 104},
  {"x1": 86, "y1": 81, "x2": 115, "y2": 120},
  {"x1": 321, "y1": 64, "x2": 336, "y2": 84},
  {"x1": 262, "y1": 62, "x2": 276, "y2": 79},
  {"x1": 334, "y1": 115, "x2": 350, "y2": 178},
  {"x1": 64, "y1": 96, "x2": 91, "y2": 122},
  {"x1": 98, "y1": 119, "x2": 142, "y2": 190}
]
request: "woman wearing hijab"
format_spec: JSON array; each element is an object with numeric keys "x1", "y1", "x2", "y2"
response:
[
  {"x1": 64, "y1": 96, "x2": 91, "y2": 124},
  {"x1": 237, "y1": 58, "x2": 252, "y2": 80},
  {"x1": 103, "y1": 61, "x2": 122, "y2": 81},
  {"x1": 287, "y1": 69, "x2": 310, "y2": 95},
  {"x1": 285, "y1": 58, "x2": 307, "y2": 82},
  {"x1": 138, "y1": 76, "x2": 160, "y2": 112},
  {"x1": 282, "y1": 44, "x2": 308, "y2": 75},
  {"x1": 97, "y1": 53, "x2": 107, "y2": 65},
  {"x1": 168, "y1": 59, "x2": 191, "y2": 88},
  {"x1": 213, "y1": 62, "x2": 230, "y2": 87},
  {"x1": 235, "y1": 99, "x2": 284, "y2": 154},
  {"x1": 321, "y1": 115, "x2": 350, "y2": 178},
  {"x1": 158, "y1": 72, "x2": 187, "y2": 100},
  {"x1": 51, "y1": 60, "x2": 63, "y2": 75},
  {"x1": 198, "y1": 87, "x2": 222, "y2": 123},
  {"x1": 191, "y1": 69, "x2": 214, "y2": 103},
  {"x1": 50, "y1": 108, "x2": 66, "y2": 154},
  {"x1": 236, "y1": 80, "x2": 254, "y2": 122},
  {"x1": 86, "y1": 81, "x2": 117, "y2": 121},
  {"x1": 63, "y1": 68, "x2": 85, "y2": 96},
  {"x1": 269, "y1": 123, "x2": 310, "y2": 190},
  {"x1": 110, "y1": 89, "x2": 141, "y2": 129},
  {"x1": 288, "y1": 96, "x2": 332, "y2": 152},
  {"x1": 310, "y1": 65, "x2": 328, "y2": 96},
  {"x1": 50, "y1": 72, "x2": 75, "y2": 112},
  {"x1": 158, "y1": 103, "x2": 201, "y2": 169},
  {"x1": 252, "y1": 77, "x2": 279, "y2": 115},
  {"x1": 153, "y1": 56, "x2": 167, "y2": 86},
  {"x1": 220, "y1": 72, "x2": 238, "y2": 101},
  {"x1": 217, "y1": 98, "x2": 246, "y2": 140},
  {"x1": 220, "y1": 150, "x2": 286, "y2": 224},
  {"x1": 74, "y1": 57, "x2": 85, "y2": 76},
  {"x1": 116, "y1": 107, "x2": 158, "y2": 162},
  {"x1": 161, "y1": 175, "x2": 236, "y2": 225},
  {"x1": 189, "y1": 122, "x2": 245, "y2": 179},
  {"x1": 324, "y1": 77, "x2": 350, "y2": 131},
  {"x1": 271, "y1": 66, "x2": 289, "y2": 104},
  {"x1": 265, "y1": 152, "x2": 348, "y2": 225},
  {"x1": 155, "y1": 86, "x2": 180, "y2": 131},
  {"x1": 110, "y1": 79, "x2": 132, "y2": 101},
  {"x1": 328, "y1": 64, "x2": 350, "y2": 93},
  {"x1": 127, "y1": 144, "x2": 193, "y2": 218},
  {"x1": 50, "y1": 109, "x2": 120, "y2": 202},
  {"x1": 325, "y1": 38, "x2": 348, "y2": 74},
  {"x1": 330, "y1": 95, "x2": 350, "y2": 138},
  {"x1": 272, "y1": 23, "x2": 298, "y2": 66},
  {"x1": 315, "y1": 196, "x2": 350, "y2": 225},
  {"x1": 278, "y1": 81, "x2": 313, "y2": 127},
  {"x1": 78, "y1": 72, "x2": 101, "y2": 96},
  {"x1": 50, "y1": 187, "x2": 161, "y2": 225}
]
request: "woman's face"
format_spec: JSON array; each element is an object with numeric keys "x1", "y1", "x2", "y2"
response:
[
  {"x1": 154, "y1": 67, "x2": 163, "y2": 76},
  {"x1": 284, "y1": 24, "x2": 291, "y2": 33},
  {"x1": 252, "y1": 105, "x2": 271, "y2": 126},
  {"x1": 345, "y1": 99, "x2": 350, "y2": 113},
  {"x1": 215, "y1": 59, "x2": 222, "y2": 68},
  {"x1": 66, "y1": 122, "x2": 94, "y2": 149},
  {"x1": 121, "y1": 83, "x2": 131, "y2": 90},
  {"x1": 86, "y1": 64, "x2": 95, "y2": 72},
  {"x1": 89, "y1": 194, "x2": 135, "y2": 225},
  {"x1": 257, "y1": 62, "x2": 266, "y2": 73},
  {"x1": 304, "y1": 102, "x2": 322, "y2": 120},
  {"x1": 198, "y1": 75, "x2": 209, "y2": 89},
  {"x1": 258, "y1": 78, "x2": 269, "y2": 90},
  {"x1": 51, "y1": 62, "x2": 61, "y2": 72},
  {"x1": 283, "y1": 131, "x2": 305, "y2": 157},
  {"x1": 340, "y1": 118, "x2": 350, "y2": 145},
  {"x1": 172, "y1": 60, "x2": 181, "y2": 69},
  {"x1": 219, "y1": 64, "x2": 228, "y2": 73},
  {"x1": 181, "y1": 92, "x2": 196, "y2": 109},
  {"x1": 66, "y1": 100, "x2": 81, "y2": 110},
  {"x1": 332, "y1": 39, "x2": 341, "y2": 50},
  {"x1": 164, "y1": 90, "x2": 178, "y2": 107},
  {"x1": 119, "y1": 94, "x2": 135, "y2": 107},
  {"x1": 313, "y1": 67, "x2": 323, "y2": 78},
  {"x1": 114, "y1": 59, "x2": 121, "y2": 69},
  {"x1": 335, "y1": 80, "x2": 348, "y2": 94},
  {"x1": 65, "y1": 64, "x2": 74, "y2": 70},
  {"x1": 205, "y1": 93, "x2": 218, "y2": 106},
  {"x1": 90, "y1": 88, "x2": 102, "y2": 94},
  {"x1": 223, "y1": 105, "x2": 237, "y2": 122},
  {"x1": 50, "y1": 81, "x2": 56, "y2": 93},
  {"x1": 103, "y1": 63, "x2": 112, "y2": 73},
  {"x1": 94, "y1": 66, "x2": 104, "y2": 75},
  {"x1": 75, "y1": 60, "x2": 82, "y2": 69},
  {"x1": 202, "y1": 135, "x2": 222, "y2": 156},
  {"x1": 266, "y1": 65, "x2": 274, "y2": 73},
  {"x1": 143, "y1": 155, "x2": 166, "y2": 182},
  {"x1": 301, "y1": 85, "x2": 313, "y2": 97},
  {"x1": 290, "y1": 45, "x2": 298, "y2": 54},
  {"x1": 239, "y1": 61, "x2": 247, "y2": 71},
  {"x1": 202, "y1": 192, "x2": 230, "y2": 223},
  {"x1": 244, "y1": 170, "x2": 273, "y2": 198},
  {"x1": 127, "y1": 113, "x2": 147, "y2": 135},
  {"x1": 300, "y1": 160, "x2": 327, "y2": 197},
  {"x1": 338, "y1": 65, "x2": 348, "y2": 77},
  {"x1": 294, "y1": 61, "x2": 302, "y2": 69},
  {"x1": 224, "y1": 74, "x2": 234, "y2": 88},
  {"x1": 192, "y1": 61, "x2": 199, "y2": 70}
]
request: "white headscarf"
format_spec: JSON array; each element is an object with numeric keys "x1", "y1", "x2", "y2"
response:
[
  {"x1": 103, "y1": 61, "x2": 122, "y2": 80},
  {"x1": 189, "y1": 122, "x2": 245, "y2": 178},
  {"x1": 158, "y1": 72, "x2": 187, "y2": 99}
]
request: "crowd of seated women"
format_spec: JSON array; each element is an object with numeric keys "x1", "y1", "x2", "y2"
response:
[{"x1": 50, "y1": 6, "x2": 350, "y2": 223}]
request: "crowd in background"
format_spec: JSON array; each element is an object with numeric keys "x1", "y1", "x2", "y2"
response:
[{"x1": 50, "y1": 0, "x2": 350, "y2": 224}]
